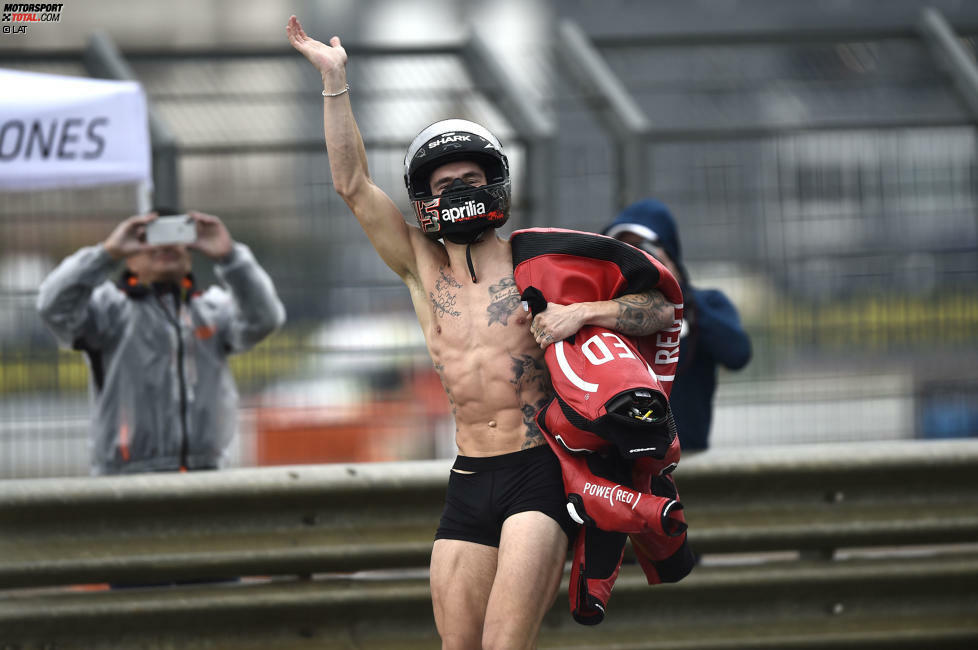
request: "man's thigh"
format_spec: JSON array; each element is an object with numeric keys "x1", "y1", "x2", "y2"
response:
[
  {"x1": 482, "y1": 511, "x2": 569, "y2": 650},
  {"x1": 430, "y1": 538, "x2": 498, "y2": 649}
]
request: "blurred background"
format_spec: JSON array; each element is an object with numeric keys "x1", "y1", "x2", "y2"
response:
[{"x1": 1, "y1": 0, "x2": 976, "y2": 478}]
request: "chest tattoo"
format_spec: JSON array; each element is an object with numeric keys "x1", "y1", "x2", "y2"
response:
[
  {"x1": 430, "y1": 268, "x2": 462, "y2": 319},
  {"x1": 486, "y1": 276, "x2": 523, "y2": 326}
]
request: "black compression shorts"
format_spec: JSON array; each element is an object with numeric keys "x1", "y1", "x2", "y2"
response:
[{"x1": 435, "y1": 444, "x2": 579, "y2": 547}]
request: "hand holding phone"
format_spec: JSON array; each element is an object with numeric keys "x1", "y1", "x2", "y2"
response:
[
  {"x1": 187, "y1": 211, "x2": 234, "y2": 261},
  {"x1": 146, "y1": 215, "x2": 197, "y2": 246}
]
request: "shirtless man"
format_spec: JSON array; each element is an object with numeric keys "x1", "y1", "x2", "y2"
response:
[{"x1": 287, "y1": 15, "x2": 674, "y2": 649}]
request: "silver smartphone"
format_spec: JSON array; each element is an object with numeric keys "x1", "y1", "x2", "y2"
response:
[{"x1": 146, "y1": 215, "x2": 196, "y2": 246}]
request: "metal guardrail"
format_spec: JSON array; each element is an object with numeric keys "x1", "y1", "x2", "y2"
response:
[{"x1": 2, "y1": 440, "x2": 978, "y2": 648}]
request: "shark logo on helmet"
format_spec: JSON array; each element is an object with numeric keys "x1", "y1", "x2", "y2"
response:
[{"x1": 428, "y1": 134, "x2": 473, "y2": 148}]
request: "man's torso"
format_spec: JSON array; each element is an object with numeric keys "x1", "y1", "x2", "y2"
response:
[{"x1": 405, "y1": 231, "x2": 552, "y2": 457}]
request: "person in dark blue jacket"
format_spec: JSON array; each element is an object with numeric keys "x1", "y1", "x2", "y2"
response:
[{"x1": 604, "y1": 199, "x2": 752, "y2": 453}]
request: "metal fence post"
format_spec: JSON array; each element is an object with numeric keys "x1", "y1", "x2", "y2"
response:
[
  {"x1": 918, "y1": 7, "x2": 978, "y2": 274},
  {"x1": 83, "y1": 32, "x2": 180, "y2": 211},
  {"x1": 555, "y1": 19, "x2": 651, "y2": 211},
  {"x1": 462, "y1": 31, "x2": 556, "y2": 227},
  {"x1": 919, "y1": 7, "x2": 978, "y2": 122}
]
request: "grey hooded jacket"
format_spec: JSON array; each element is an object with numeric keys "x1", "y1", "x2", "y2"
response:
[{"x1": 36, "y1": 242, "x2": 286, "y2": 475}]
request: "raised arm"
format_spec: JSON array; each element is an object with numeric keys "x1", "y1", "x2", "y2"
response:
[
  {"x1": 286, "y1": 15, "x2": 419, "y2": 281},
  {"x1": 36, "y1": 214, "x2": 151, "y2": 349},
  {"x1": 529, "y1": 289, "x2": 674, "y2": 348},
  {"x1": 190, "y1": 211, "x2": 286, "y2": 351}
]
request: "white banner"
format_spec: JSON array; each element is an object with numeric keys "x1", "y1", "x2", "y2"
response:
[{"x1": 0, "y1": 68, "x2": 152, "y2": 191}]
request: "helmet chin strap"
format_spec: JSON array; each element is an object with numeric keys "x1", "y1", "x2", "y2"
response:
[
  {"x1": 465, "y1": 241, "x2": 478, "y2": 283},
  {"x1": 445, "y1": 228, "x2": 487, "y2": 283}
]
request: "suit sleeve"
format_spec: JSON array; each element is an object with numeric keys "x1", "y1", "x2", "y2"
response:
[{"x1": 693, "y1": 289, "x2": 751, "y2": 370}]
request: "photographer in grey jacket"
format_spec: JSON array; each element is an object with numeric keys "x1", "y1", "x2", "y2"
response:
[{"x1": 37, "y1": 210, "x2": 286, "y2": 475}]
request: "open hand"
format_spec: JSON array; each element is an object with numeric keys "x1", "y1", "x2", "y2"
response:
[{"x1": 286, "y1": 15, "x2": 348, "y2": 83}]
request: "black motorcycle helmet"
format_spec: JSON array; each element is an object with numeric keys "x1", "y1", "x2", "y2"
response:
[{"x1": 403, "y1": 119, "x2": 511, "y2": 245}]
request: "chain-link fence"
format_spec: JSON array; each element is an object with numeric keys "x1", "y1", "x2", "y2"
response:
[
  {"x1": 554, "y1": 29, "x2": 978, "y2": 450},
  {"x1": 3, "y1": 16, "x2": 977, "y2": 477},
  {"x1": 0, "y1": 47, "x2": 528, "y2": 477}
]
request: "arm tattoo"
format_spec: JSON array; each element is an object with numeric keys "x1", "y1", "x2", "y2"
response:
[
  {"x1": 430, "y1": 268, "x2": 462, "y2": 319},
  {"x1": 509, "y1": 354, "x2": 554, "y2": 449},
  {"x1": 613, "y1": 290, "x2": 672, "y2": 336},
  {"x1": 486, "y1": 276, "x2": 522, "y2": 326}
]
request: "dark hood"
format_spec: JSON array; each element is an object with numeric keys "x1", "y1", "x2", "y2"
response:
[{"x1": 603, "y1": 198, "x2": 683, "y2": 268}]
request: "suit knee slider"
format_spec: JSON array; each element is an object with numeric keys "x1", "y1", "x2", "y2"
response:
[
  {"x1": 567, "y1": 494, "x2": 595, "y2": 527},
  {"x1": 661, "y1": 500, "x2": 687, "y2": 537}
]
